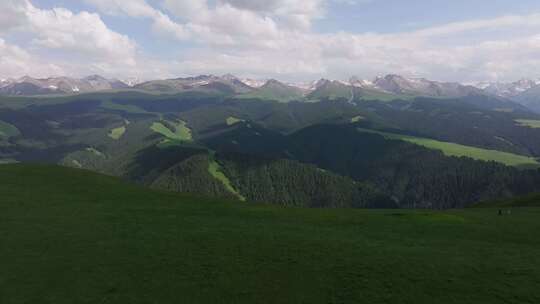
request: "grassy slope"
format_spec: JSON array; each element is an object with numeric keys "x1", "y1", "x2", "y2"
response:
[
  {"x1": 0, "y1": 120, "x2": 20, "y2": 138},
  {"x1": 208, "y1": 159, "x2": 246, "y2": 201},
  {"x1": 108, "y1": 126, "x2": 126, "y2": 140},
  {"x1": 358, "y1": 128, "x2": 540, "y2": 168},
  {"x1": 1, "y1": 164, "x2": 540, "y2": 303},
  {"x1": 238, "y1": 87, "x2": 304, "y2": 103},
  {"x1": 150, "y1": 120, "x2": 192, "y2": 141},
  {"x1": 515, "y1": 119, "x2": 540, "y2": 129},
  {"x1": 101, "y1": 100, "x2": 149, "y2": 114},
  {"x1": 226, "y1": 116, "x2": 244, "y2": 126}
]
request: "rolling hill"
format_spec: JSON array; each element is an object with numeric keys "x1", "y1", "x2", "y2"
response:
[{"x1": 1, "y1": 163, "x2": 540, "y2": 303}]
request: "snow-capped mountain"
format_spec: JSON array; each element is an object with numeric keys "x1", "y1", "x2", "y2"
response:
[
  {"x1": 348, "y1": 76, "x2": 376, "y2": 89},
  {"x1": 241, "y1": 78, "x2": 268, "y2": 88},
  {"x1": 134, "y1": 74, "x2": 253, "y2": 94},
  {"x1": 0, "y1": 76, "x2": 130, "y2": 96},
  {"x1": 121, "y1": 77, "x2": 144, "y2": 87},
  {"x1": 2, "y1": 73, "x2": 531, "y2": 100},
  {"x1": 373, "y1": 74, "x2": 481, "y2": 97},
  {"x1": 478, "y1": 79, "x2": 540, "y2": 98}
]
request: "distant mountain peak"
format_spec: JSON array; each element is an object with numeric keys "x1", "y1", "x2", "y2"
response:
[
  {"x1": 349, "y1": 76, "x2": 374, "y2": 88},
  {"x1": 241, "y1": 78, "x2": 267, "y2": 88},
  {"x1": 0, "y1": 75, "x2": 130, "y2": 96},
  {"x1": 83, "y1": 74, "x2": 107, "y2": 80},
  {"x1": 479, "y1": 78, "x2": 540, "y2": 98},
  {"x1": 221, "y1": 73, "x2": 240, "y2": 81},
  {"x1": 262, "y1": 79, "x2": 285, "y2": 87},
  {"x1": 0, "y1": 72, "x2": 525, "y2": 99}
]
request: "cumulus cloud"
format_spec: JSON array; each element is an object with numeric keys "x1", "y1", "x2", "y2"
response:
[
  {"x1": 2, "y1": 0, "x2": 540, "y2": 82},
  {"x1": 0, "y1": 38, "x2": 65, "y2": 78},
  {"x1": 84, "y1": 0, "x2": 190, "y2": 39},
  {"x1": 0, "y1": 0, "x2": 142, "y2": 78},
  {"x1": 0, "y1": 1, "x2": 27, "y2": 32},
  {"x1": 25, "y1": 4, "x2": 137, "y2": 65}
]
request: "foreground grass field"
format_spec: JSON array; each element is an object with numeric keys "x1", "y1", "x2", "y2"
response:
[
  {"x1": 1, "y1": 164, "x2": 540, "y2": 303},
  {"x1": 358, "y1": 128, "x2": 540, "y2": 168}
]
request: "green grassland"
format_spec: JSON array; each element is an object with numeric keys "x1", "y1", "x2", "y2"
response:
[
  {"x1": 150, "y1": 120, "x2": 192, "y2": 142},
  {"x1": 226, "y1": 116, "x2": 244, "y2": 126},
  {"x1": 358, "y1": 128, "x2": 540, "y2": 168},
  {"x1": 475, "y1": 192, "x2": 540, "y2": 208},
  {"x1": 208, "y1": 159, "x2": 246, "y2": 201},
  {"x1": 237, "y1": 87, "x2": 304, "y2": 103},
  {"x1": 108, "y1": 126, "x2": 127, "y2": 140},
  {"x1": 350, "y1": 115, "x2": 365, "y2": 123},
  {"x1": 1, "y1": 164, "x2": 540, "y2": 303},
  {"x1": 515, "y1": 119, "x2": 540, "y2": 129},
  {"x1": 356, "y1": 88, "x2": 412, "y2": 102},
  {"x1": 101, "y1": 100, "x2": 149, "y2": 114},
  {"x1": 309, "y1": 84, "x2": 352, "y2": 101},
  {"x1": 0, "y1": 120, "x2": 20, "y2": 138}
]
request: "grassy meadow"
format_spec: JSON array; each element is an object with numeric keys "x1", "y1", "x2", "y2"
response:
[
  {"x1": 515, "y1": 119, "x2": 540, "y2": 129},
  {"x1": 151, "y1": 120, "x2": 193, "y2": 142},
  {"x1": 358, "y1": 128, "x2": 540, "y2": 168},
  {"x1": 1, "y1": 164, "x2": 540, "y2": 303}
]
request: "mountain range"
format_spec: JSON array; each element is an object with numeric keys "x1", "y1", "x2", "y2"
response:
[
  {"x1": 3, "y1": 70, "x2": 540, "y2": 209},
  {"x1": 2, "y1": 73, "x2": 540, "y2": 106},
  {"x1": 0, "y1": 75, "x2": 130, "y2": 95}
]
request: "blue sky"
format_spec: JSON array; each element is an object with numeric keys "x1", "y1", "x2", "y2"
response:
[
  {"x1": 2, "y1": 0, "x2": 540, "y2": 83},
  {"x1": 321, "y1": 0, "x2": 540, "y2": 33}
]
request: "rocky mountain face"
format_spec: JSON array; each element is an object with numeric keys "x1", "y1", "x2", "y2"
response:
[
  {"x1": 477, "y1": 79, "x2": 540, "y2": 98},
  {"x1": 3, "y1": 73, "x2": 540, "y2": 108},
  {"x1": 373, "y1": 74, "x2": 481, "y2": 97},
  {"x1": 0, "y1": 75, "x2": 129, "y2": 95},
  {"x1": 135, "y1": 74, "x2": 253, "y2": 94},
  {"x1": 470, "y1": 79, "x2": 540, "y2": 113}
]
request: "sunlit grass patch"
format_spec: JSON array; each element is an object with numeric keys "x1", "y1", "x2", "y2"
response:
[
  {"x1": 515, "y1": 119, "x2": 540, "y2": 129},
  {"x1": 358, "y1": 128, "x2": 540, "y2": 168},
  {"x1": 151, "y1": 120, "x2": 192, "y2": 142},
  {"x1": 226, "y1": 116, "x2": 244, "y2": 126},
  {"x1": 108, "y1": 126, "x2": 126, "y2": 140}
]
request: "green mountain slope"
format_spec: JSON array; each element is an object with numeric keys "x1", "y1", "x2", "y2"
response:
[
  {"x1": 4, "y1": 91, "x2": 540, "y2": 209},
  {"x1": 307, "y1": 80, "x2": 352, "y2": 101},
  {"x1": 357, "y1": 128, "x2": 540, "y2": 168},
  {"x1": 2, "y1": 164, "x2": 540, "y2": 303},
  {"x1": 238, "y1": 80, "x2": 304, "y2": 102}
]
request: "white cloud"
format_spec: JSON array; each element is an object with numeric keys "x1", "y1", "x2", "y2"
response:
[
  {"x1": 85, "y1": 0, "x2": 190, "y2": 39},
  {"x1": 0, "y1": 38, "x2": 65, "y2": 78},
  {"x1": 0, "y1": 1, "x2": 142, "y2": 78},
  {"x1": 0, "y1": 0, "x2": 27, "y2": 32},
  {"x1": 2, "y1": 0, "x2": 540, "y2": 83},
  {"x1": 24, "y1": 4, "x2": 137, "y2": 65}
]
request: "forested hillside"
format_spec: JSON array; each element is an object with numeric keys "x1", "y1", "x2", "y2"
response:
[{"x1": 2, "y1": 89, "x2": 540, "y2": 209}]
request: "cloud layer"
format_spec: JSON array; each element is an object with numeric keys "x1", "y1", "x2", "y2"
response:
[{"x1": 1, "y1": 0, "x2": 540, "y2": 82}]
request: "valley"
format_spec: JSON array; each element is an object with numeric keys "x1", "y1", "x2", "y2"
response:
[
  {"x1": 3, "y1": 76, "x2": 540, "y2": 209},
  {"x1": 4, "y1": 1, "x2": 540, "y2": 302}
]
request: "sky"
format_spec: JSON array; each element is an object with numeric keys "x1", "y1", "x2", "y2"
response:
[{"x1": 2, "y1": 0, "x2": 540, "y2": 83}]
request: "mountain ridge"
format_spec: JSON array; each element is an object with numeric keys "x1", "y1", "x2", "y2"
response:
[{"x1": 3, "y1": 73, "x2": 540, "y2": 110}]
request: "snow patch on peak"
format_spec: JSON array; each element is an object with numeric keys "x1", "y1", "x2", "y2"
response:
[
  {"x1": 241, "y1": 78, "x2": 267, "y2": 88},
  {"x1": 122, "y1": 77, "x2": 142, "y2": 87}
]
